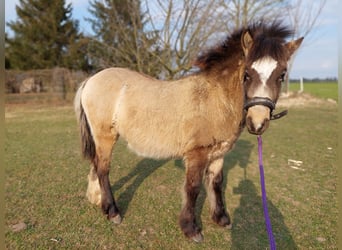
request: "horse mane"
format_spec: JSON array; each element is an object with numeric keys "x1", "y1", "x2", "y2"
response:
[{"x1": 195, "y1": 21, "x2": 294, "y2": 72}]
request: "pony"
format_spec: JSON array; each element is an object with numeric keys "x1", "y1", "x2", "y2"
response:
[{"x1": 74, "y1": 21, "x2": 303, "y2": 242}]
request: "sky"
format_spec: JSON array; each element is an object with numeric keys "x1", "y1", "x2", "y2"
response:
[{"x1": 5, "y1": 0, "x2": 338, "y2": 79}]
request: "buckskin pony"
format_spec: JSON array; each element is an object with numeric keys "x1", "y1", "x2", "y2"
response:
[{"x1": 74, "y1": 21, "x2": 303, "y2": 242}]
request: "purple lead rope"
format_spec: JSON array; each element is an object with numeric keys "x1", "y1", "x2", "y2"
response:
[{"x1": 257, "y1": 135, "x2": 276, "y2": 250}]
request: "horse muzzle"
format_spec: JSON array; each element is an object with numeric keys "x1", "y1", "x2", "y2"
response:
[
  {"x1": 245, "y1": 105, "x2": 270, "y2": 135},
  {"x1": 244, "y1": 97, "x2": 274, "y2": 135},
  {"x1": 244, "y1": 97, "x2": 288, "y2": 135}
]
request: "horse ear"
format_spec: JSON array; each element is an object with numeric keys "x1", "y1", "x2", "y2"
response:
[
  {"x1": 285, "y1": 37, "x2": 304, "y2": 58},
  {"x1": 241, "y1": 31, "x2": 253, "y2": 57}
]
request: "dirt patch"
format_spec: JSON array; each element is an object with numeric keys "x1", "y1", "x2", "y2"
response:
[{"x1": 276, "y1": 92, "x2": 337, "y2": 108}]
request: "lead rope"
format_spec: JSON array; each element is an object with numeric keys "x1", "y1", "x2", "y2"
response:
[{"x1": 257, "y1": 135, "x2": 276, "y2": 250}]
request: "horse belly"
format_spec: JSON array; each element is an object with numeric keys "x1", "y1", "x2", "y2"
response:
[
  {"x1": 115, "y1": 102, "x2": 184, "y2": 159},
  {"x1": 127, "y1": 138, "x2": 181, "y2": 159},
  {"x1": 119, "y1": 120, "x2": 183, "y2": 159}
]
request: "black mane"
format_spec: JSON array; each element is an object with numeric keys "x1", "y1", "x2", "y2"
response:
[
  {"x1": 246, "y1": 21, "x2": 294, "y2": 62},
  {"x1": 195, "y1": 21, "x2": 294, "y2": 72}
]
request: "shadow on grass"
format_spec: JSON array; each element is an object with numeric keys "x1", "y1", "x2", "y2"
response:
[
  {"x1": 112, "y1": 158, "x2": 169, "y2": 217},
  {"x1": 231, "y1": 179, "x2": 298, "y2": 249},
  {"x1": 226, "y1": 139, "x2": 297, "y2": 249}
]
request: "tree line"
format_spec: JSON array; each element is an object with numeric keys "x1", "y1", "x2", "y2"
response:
[
  {"x1": 6, "y1": 0, "x2": 326, "y2": 80},
  {"x1": 290, "y1": 77, "x2": 337, "y2": 83}
]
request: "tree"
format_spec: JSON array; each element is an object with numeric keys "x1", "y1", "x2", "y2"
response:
[
  {"x1": 87, "y1": 0, "x2": 229, "y2": 79},
  {"x1": 220, "y1": 0, "x2": 290, "y2": 30},
  {"x1": 5, "y1": 33, "x2": 11, "y2": 69},
  {"x1": 6, "y1": 0, "x2": 89, "y2": 70},
  {"x1": 86, "y1": 0, "x2": 161, "y2": 75},
  {"x1": 144, "y1": 0, "x2": 228, "y2": 79}
]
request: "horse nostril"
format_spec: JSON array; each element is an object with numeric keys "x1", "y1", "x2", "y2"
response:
[
  {"x1": 247, "y1": 117, "x2": 257, "y2": 134},
  {"x1": 247, "y1": 117, "x2": 269, "y2": 135},
  {"x1": 246, "y1": 116, "x2": 254, "y2": 129},
  {"x1": 256, "y1": 118, "x2": 269, "y2": 134},
  {"x1": 255, "y1": 121, "x2": 264, "y2": 133}
]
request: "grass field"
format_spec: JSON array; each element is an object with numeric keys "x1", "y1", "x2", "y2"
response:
[
  {"x1": 288, "y1": 81, "x2": 338, "y2": 101},
  {"x1": 5, "y1": 101, "x2": 337, "y2": 249}
]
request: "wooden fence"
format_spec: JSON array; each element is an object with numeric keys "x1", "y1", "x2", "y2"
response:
[{"x1": 5, "y1": 68, "x2": 88, "y2": 104}]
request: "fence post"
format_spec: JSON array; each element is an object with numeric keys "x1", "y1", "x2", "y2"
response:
[{"x1": 299, "y1": 77, "x2": 304, "y2": 93}]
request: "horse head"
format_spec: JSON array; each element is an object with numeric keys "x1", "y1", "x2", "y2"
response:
[{"x1": 241, "y1": 25, "x2": 303, "y2": 135}]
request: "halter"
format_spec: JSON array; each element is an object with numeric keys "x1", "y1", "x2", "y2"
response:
[{"x1": 244, "y1": 97, "x2": 288, "y2": 120}]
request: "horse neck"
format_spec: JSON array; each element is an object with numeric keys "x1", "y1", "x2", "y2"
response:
[
  {"x1": 177, "y1": 67, "x2": 244, "y2": 126},
  {"x1": 201, "y1": 57, "x2": 245, "y2": 105}
]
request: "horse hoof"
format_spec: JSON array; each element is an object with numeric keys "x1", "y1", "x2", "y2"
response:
[
  {"x1": 110, "y1": 214, "x2": 122, "y2": 225},
  {"x1": 225, "y1": 223, "x2": 232, "y2": 230},
  {"x1": 191, "y1": 232, "x2": 204, "y2": 243}
]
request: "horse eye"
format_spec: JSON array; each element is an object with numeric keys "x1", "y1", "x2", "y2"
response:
[
  {"x1": 279, "y1": 71, "x2": 286, "y2": 82},
  {"x1": 244, "y1": 72, "x2": 250, "y2": 82}
]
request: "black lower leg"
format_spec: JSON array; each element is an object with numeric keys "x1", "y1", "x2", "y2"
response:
[
  {"x1": 179, "y1": 183, "x2": 202, "y2": 238},
  {"x1": 97, "y1": 168, "x2": 120, "y2": 220},
  {"x1": 211, "y1": 171, "x2": 230, "y2": 227},
  {"x1": 179, "y1": 149, "x2": 208, "y2": 241}
]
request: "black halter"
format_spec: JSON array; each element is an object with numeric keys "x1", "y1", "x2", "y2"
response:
[{"x1": 244, "y1": 97, "x2": 288, "y2": 120}]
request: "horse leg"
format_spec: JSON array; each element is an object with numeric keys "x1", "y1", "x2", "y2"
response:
[
  {"x1": 93, "y1": 134, "x2": 122, "y2": 224},
  {"x1": 205, "y1": 158, "x2": 231, "y2": 228},
  {"x1": 179, "y1": 148, "x2": 208, "y2": 242},
  {"x1": 86, "y1": 165, "x2": 101, "y2": 206}
]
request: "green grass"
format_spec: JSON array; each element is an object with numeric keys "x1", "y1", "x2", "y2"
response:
[
  {"x1": 5, "y1": 103, "x2": 337, "y2": 249},
  {"x1": 288, "y1": 81, "x2": 338, "y2": 101}
]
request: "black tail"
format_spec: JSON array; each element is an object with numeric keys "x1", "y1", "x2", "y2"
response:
[
  {"x1": 74, "y1": 81, "x2": 96, "y2": 162},
  {"x1": 79, "y1": 104, "x2": 96, "y2": 162}
]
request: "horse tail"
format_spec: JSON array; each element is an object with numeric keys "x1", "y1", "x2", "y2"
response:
[{"x1": 74, "y1": 80, "x2": 96, "y2": 162}]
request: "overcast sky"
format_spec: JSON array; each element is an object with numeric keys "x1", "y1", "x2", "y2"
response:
[{"x1": 5, "y1": 0, "x2": 338, "y2": 79}]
